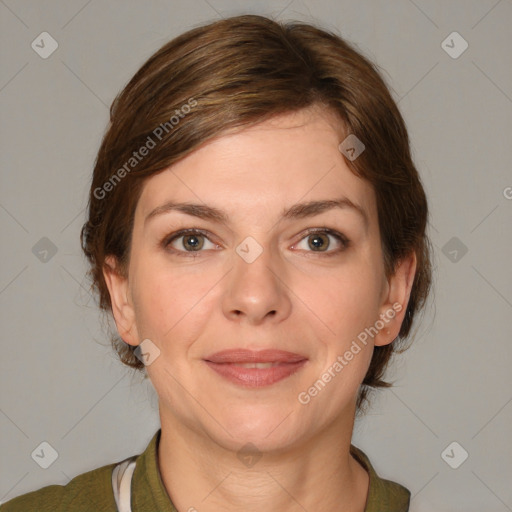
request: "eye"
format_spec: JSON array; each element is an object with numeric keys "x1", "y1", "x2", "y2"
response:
[
  {"x1": 162, "y1": 227, "x2": 349, "y2": 258},
  {"x1": 293, "y1": 229, "x2": 349, "y2": 256},
  {"x1": 163, "y1": 229, "x2": 217, "y2": 256}
]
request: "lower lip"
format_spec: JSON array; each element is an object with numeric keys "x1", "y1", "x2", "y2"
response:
[{"x1": 204, "y1": 360, "x2": 307, "y2": 387}]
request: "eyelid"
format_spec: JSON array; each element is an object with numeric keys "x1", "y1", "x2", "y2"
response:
[
  {"x1": 161, "y1": 227, "x2": 350, "y2": 256},
  {"x1": 292, "y1": 228, "x2": 350, "y2": 255},
  {"x1": 161, "y1": 228, "x2": 217, "y2": 255}
]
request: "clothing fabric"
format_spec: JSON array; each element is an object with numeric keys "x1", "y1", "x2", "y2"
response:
[{"x1": 1, "y1": 429, "x2": 410, "y2": 511}]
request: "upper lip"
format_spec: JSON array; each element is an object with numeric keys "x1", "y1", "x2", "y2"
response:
[{"x1": 205, "y1": 349, "x2": 307, "y2": 364}]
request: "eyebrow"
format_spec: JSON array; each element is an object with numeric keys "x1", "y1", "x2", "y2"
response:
[{"x1": 144, "y1": 197, "x2": 368, "y2": 229}]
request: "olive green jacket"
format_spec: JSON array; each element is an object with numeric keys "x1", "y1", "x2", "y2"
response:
[{"x1": 1, "y1": 430, "x2": 410, "y2": 511}]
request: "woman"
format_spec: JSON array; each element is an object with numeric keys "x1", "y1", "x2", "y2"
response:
[{"x1": 2, "y1": 14, "x2": 431, "y2": 512}]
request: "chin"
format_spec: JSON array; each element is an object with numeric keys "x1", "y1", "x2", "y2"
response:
[{"x1": 212, "y1": 407, "x2": 305, "y2": 452}]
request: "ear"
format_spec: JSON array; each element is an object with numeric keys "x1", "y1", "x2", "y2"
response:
[
  {"x1": 103, "y1": 255, "x2": 140, "y2": 346},
  {"x1": 374, "y1": 251, "x2": 417, "y2": 347}
]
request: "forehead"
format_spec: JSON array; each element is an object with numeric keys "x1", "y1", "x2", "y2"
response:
[{"x1": 136, "y1": 107, "x2": 377, "y2": 227}]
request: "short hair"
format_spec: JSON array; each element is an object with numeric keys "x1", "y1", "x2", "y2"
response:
[{"x1": 81, "y1": 14, "x2": 432, "y2": 411}]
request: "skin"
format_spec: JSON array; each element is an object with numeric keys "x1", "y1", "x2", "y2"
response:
[{"x1": 104, "y1": 105, "x2": 416, "y2": 512}]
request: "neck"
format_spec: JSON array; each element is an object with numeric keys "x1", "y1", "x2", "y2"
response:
[{"x1": 156, "y1": 406, "x2": 369, "y2": 512}]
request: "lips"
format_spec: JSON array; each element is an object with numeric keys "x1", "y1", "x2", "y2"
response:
[
  {"x1": 204, "y1": 349, "x2": 308, "y2": 387},
  {"x1": 205, "y1": 349, "x2": 307, "y2": 364}
]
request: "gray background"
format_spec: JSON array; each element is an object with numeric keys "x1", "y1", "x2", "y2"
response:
[{"x1": 1, "y1": 0, "x2": 511, "y2": 510}]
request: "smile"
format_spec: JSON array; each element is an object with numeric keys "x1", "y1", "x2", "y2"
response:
[{"x1": 204, "y1": 352, "x2": 307, "y2": 387}]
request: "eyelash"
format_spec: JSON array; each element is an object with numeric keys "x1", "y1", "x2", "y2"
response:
[{"x1": 161, "y1": 228, "x2": 350, "y2": 258}]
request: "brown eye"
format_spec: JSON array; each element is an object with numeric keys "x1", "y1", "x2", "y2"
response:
[
  {"x1": 181, "y1": 234, "x2": 204, "y2": 251},
  {"x1": 294, "y1": 229, "x2": 349, "y2": 256},
  {"x1": 163, "y1": 229, "x2": 217, "y2": 257},
  {"x1": 307, "y1": 233, "x2": 330, "y2": 252}
]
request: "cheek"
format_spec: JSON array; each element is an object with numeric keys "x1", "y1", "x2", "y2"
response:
[
  {"x1": 131, "y1": 258, "x2": 218, "y2": 346},
  {"x1": 319, "y1": 267, "x2": 384, "y2": 338},
  {"x1": 313, "y1": 274, "x2": 381, "y2": 391}
]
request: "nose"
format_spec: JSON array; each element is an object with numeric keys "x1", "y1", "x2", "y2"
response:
[{"x1": 222, "y1": 239, "x2": 292, "y2": 325}]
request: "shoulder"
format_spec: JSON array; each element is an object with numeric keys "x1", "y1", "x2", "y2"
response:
[
  {"x1": 1, "y1": 432, "x2": 162, "y2": 512},
  {"x1": 1, "y1": 462, "x2": 117, "y2": 512},
  {"x1": 350, "y1": 445, "x2": 411, "y2": 512}
]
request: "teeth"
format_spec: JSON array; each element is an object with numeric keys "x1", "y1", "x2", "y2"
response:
[{"x1": 234, "y1": 362, "x2": 277, "y2": 369}]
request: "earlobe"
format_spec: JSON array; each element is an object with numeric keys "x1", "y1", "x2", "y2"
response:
[
  {"x1": 374, "y1": 252, "x2": 417, "y2": 347},
  {"x1": 103, "y1": 256, "x2": 139, "y2": 346}
]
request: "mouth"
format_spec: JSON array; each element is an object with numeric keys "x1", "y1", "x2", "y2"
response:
[
  {"x1": 228, "y1": 362, "x2": 283, "y2": 369},
  {"x1": 204, "y1": 349, "x2": 308, "y2": 387}
]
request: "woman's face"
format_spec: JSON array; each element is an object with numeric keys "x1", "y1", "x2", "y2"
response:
[{"x1": 105, "y1": 106, "x2": 413, "y2": 453}]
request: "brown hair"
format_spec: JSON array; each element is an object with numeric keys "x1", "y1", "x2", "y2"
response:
[{"x1": 81, "y1": 14, "x2": 431, "y2": 411}]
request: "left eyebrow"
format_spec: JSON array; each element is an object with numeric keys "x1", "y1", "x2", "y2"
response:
[
  {"x1": 144, "y1": 197, "x2": 368, "y2": 229},
  {"x1": 280, "y1": 198, "x2": 368, "y2": 228}
]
